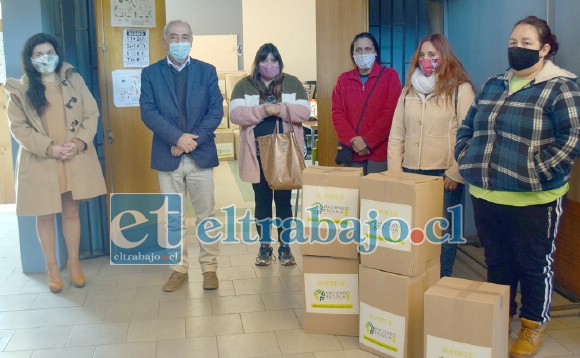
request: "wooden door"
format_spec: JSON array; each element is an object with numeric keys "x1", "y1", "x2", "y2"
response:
[
  {"x1": 94, "y1": 0, "x2": 166, "y2": 193},
  {"x1": 315, "y1": 0, "x2": 368, "y2": 166}
]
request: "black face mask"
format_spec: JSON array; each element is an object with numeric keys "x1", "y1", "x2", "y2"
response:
[{"x1": 508, "y1": 47, "x2": 540, "y2": 71}]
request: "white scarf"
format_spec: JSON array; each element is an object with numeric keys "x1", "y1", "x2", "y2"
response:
[{"x1": 411, "y1": 68, "x2": 436, "y2": 95}]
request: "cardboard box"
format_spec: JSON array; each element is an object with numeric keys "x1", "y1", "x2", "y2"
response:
[
  {"x1": 223, "y1": 100, "x2": 229, "y2": 116},
  {"x1": 218, "y1": 79, "x2": 226, "y2": 96},
  {"x1": 424, "y1": 277, "x2": 509, "y2": 358},
  {"x1": 359, "y1": 264, "x2": 440, "y2": 358},
  {"x1": 218, "y1": 100, "x2": 229, "y2": 129},
  {"x1": 303, "y1": 255, "x2": 359, "y2": 336},
  {"x1": 301, "y1": 166, "x2": 364, "y2": 259},
  {"x1": 218, "y1": 117, "x2": 229, "y2": 129},
  {"x1": 214, "y1": 129, "x2": 235, "y2": 161},
  {"x1": 359, "y1": 172, "x2": 443, "y2": 276},
  {"x1": 225, "y1": 71, "x2": 248, "y2": 102},
  {"x1": 233, "y1": 129, "x2": 240, "y2": 160}
]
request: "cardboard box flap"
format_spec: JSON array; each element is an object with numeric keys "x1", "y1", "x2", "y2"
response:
[
  {"x1": 426, "y1": 277, "x2": 509, "y2": 305},
  {"x1": 303, "y1": 166, "x2": 363, "y2": 185},
  {"x1": 360, "y1": 173, "x2": 443, "y2": 202},
  {"x1": 372, "y1": 171, "x2": 442, "y2": 183}
]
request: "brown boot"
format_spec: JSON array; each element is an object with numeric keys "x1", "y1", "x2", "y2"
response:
[{"x1": 510, "y1": 318, "x2": 546, "y2": 357}]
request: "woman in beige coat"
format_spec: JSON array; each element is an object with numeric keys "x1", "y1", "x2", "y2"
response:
[
  {"x1": 387, "y1": 34, "x2": 475, "y2": 277},
  {"x1": 6, "y1": 33, "x2": 106, "y2": 293}
]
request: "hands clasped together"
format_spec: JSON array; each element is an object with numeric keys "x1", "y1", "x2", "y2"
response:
[
  {"x1": 172, "y1": 133, "x2": 199, "y2": 157},
  {"x1": 264, "y1": 103, "x2": 281, "y2": 117},
  {"x1": 351, "y1": 136, "x2": 369, "y2": 156},
  {"x1": 51, "y1": 142, "x2": 79, "y2": 161}
]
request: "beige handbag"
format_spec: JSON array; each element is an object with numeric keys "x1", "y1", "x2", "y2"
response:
[{"x1": 257, "y1": 104, "x2": 306, "y2": 190}]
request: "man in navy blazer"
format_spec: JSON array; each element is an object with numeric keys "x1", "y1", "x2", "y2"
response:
[{"x1": 140, "y1": 20, "x2": 223, "y2": 292}]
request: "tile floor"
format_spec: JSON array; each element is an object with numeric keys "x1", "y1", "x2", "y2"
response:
[{"x1": 0, "y1": 163, "x2": 579, "y2": 357}]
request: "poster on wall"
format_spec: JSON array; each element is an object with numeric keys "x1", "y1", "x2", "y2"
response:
[
  {"x1": 111, "y1": 0, "x2": 155, "y2": 28},
  {"x1": 112, "y1": 69, "x2": 141, "y2": 107},
  {"x1": 123, "y1": 28, "x2": 149, "y2": 67}
]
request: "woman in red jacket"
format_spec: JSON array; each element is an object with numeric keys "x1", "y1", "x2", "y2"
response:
[{"x1": 331, "y1": 32, "x2": 402, "y2": 174}]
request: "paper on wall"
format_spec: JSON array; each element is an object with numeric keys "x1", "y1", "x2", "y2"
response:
[
  {"x1": 111, "y1": 0, "x2": 155, "y2": 28},
  {"x1": 112, "y1": 69, "x2": 141, "y2": 108},
  {"x1": 123, "y1": 29, "x2": 149, "y2": 68}
]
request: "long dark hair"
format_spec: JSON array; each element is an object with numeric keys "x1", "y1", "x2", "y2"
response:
[
  {"x1": 406, "y1": 34, "x2": 474, "y2": 105},
  {"x1": 513, "y1": 16, "x2": 559, "y2": 59},
  {"x1": 251, "y1": 43, "x2": 284, "y2": 103},
  {"x1": 21, "y1": 33, "x2": 63, "y2": 116},
  {"x1": 350, "y1": 32, "x2": 381, "y2": 65}
]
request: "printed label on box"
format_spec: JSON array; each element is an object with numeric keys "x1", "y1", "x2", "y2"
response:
[
  {"x1": 426, "y1": 335, "x2": 492, "y2": 358},
  {"x1": 302, "y1": 185, "x2": 358, "y2": 227},
  {"x1": 359, "y1": 302, "x2": 406, "y2": 358},
  {"x1": 361, "y1": 199, "x2": 412, "y2": 252},
  {"x1": 217, "y1": 143, "x2": 234, "y2": 158},
  {"x1": 304, "y1": 273, "x2": 359, "y2": 314}
]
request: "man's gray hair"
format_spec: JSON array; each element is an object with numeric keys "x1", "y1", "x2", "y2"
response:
[{"x1": 163, "y1": 20, "x2": 193, "y2": 39}]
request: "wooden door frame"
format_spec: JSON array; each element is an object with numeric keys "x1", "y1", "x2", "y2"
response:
[
  {"x1": 315, "y1": 0, "x2": 368, "y2": 166},
  {"x1": 94, "y1": 0, "x2": 166, "y2": 194}
]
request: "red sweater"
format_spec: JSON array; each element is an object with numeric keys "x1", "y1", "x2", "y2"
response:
[{"x1": 331, "y1": 62, "x2": 401, "y2": 162}]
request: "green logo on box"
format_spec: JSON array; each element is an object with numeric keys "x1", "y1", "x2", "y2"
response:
[{"x1": 313, "y1": 289, "x2": 325, "y2": 301}]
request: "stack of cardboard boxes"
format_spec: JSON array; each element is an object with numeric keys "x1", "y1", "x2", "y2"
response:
[
  {"x1": 299, "y1": 168, "x2": 511, "y2": 356},
  {"x1": 215, "y1": 71, "x2": 247, "y2": 161},
  {"x1": 357, "y1": 172, "x2": 443, "y2": 357},
  {"x1": 301, "y1": 166, "x2": 363, "y2": 336}
]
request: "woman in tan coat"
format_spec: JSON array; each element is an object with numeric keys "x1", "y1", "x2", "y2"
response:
[
  {"x1": 387, "y1": 34, "x2": 475, "y2": 277},
  {"x1": 6, "y1": 33, "x2": 106, "y2": 293}
]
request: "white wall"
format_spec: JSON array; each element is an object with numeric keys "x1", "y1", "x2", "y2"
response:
[
  {"x1": 242, "y1": 0, "x2": 316, "y2": 81},
  {"x1": 165, "y1": 0, "x2": 317, "y2": 81},
  {"x1": 166, "y1": 0, "x2": 244, "y2": 69}
]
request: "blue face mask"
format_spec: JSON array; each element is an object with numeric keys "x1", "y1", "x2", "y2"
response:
[{"x1": 169, "y1": 42, "x2": 192, "y2": 63}]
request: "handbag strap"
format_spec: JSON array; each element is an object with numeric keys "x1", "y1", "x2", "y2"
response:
[
  {"x1": 355, "y1": 66, "x2": 386, "y2": 134},
  {"x1": 272, "y1": 103, "x2": 295, "y2": 135}
]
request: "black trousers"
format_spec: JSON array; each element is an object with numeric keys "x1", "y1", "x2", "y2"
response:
[
  {"x1": 471, "y1": 195, "x2": 565, "y2": 323},
  {"x1": 252, "y1": 157, "x2": 292, "y2": 244}
]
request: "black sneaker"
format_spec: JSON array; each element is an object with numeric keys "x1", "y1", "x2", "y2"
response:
[
  {"x1": 255, "y1": 245, "x2": 274, "y2": 266},
  {"x1": 278, "y1": 245, "x2": 296, "y2": 266}
]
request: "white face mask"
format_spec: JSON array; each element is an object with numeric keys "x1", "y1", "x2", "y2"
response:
[
  {"x1": 31, "y1": 54, "x2": 59, "y2": 74},
  {"x1": 169, "y1": 42, "x2": 192, "y2": 62},
  {"x1": 353, "y1": 53, "x2": 376, "y2": 69}
]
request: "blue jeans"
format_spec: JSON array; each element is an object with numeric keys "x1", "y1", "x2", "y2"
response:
[{"x1": 403, "y1": 168, "x2": 465, "y2": 277}]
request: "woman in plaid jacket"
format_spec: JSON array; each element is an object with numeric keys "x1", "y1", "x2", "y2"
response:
[{"x1": 455, "y1": 16, "x2": 580, "y2": 358}]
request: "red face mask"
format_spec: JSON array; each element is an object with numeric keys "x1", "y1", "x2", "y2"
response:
[{"x1": 418, "y1": 58, "x2": 439, "y2": 76}]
